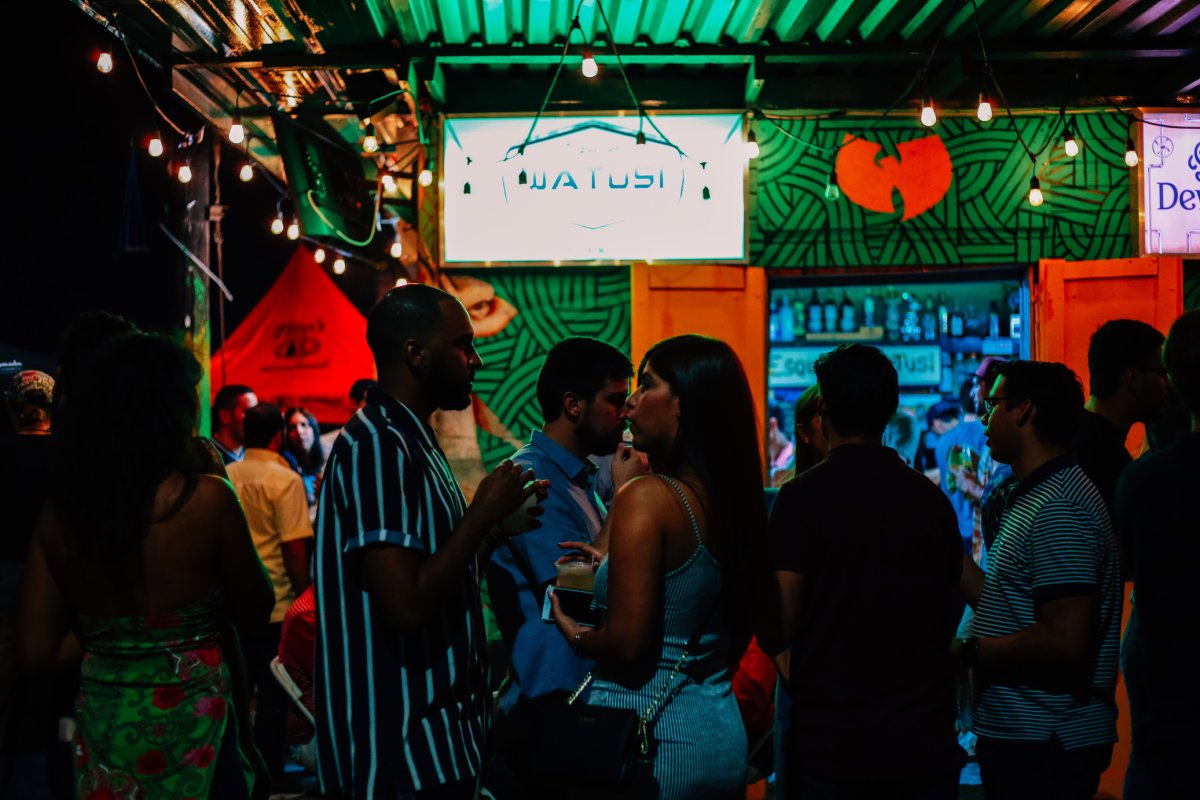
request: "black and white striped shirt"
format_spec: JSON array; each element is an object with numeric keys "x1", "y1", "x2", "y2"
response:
[
  {"x1": 973, "y1": 454, "x2": 1121, "y2": 749},
  {"x1": 314, "y1": 389, "x2": 487, "y2": 798}
]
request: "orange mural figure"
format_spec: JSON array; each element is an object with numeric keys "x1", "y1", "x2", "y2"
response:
[{"x1": 835, "y1": 133, "x2": 953, "y2": 220}]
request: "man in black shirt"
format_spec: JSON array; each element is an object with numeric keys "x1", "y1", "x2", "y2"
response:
[
  {"x1": 1115, "y1": 310, "x2": 1199, "y2": 799},
  {"x1": 1074, "y1": 319, "x2": 1167, "y2": 576},
  {"x1": 767, "y1": 344, "x2": 964, "y2": 798}
]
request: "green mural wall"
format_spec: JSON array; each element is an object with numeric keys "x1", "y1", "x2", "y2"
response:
[
  {"x1": 751, "y1": 111, "x2": 1134, "y2": 268},
  {"x1": 451, "y1": 267, "x2": 631, "y2": 468}
]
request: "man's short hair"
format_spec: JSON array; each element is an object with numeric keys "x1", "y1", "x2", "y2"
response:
[
  {"x1": 243, "y1": 403, "x2": 284, "y2": 449},
  {"x1": 366, "y1": 284, "x2": 456, "y2": 369},
  {"x1": 925, "y1": 400, "x2": 961, "y2": 428},
  {"x1": 1087, "y1": 319, "x2": 1165, "y2": 397},
  {"x1": 1164, "y1": 310, "x2": 1200, "y2": 418},
  {"x1": 349, "y1": 378, "x2": 378, "y2": 403},
  {"x1": 536, "y1": 338, "x2": 632, "y2": 422},
  {"x1": 995, "y1": 360, "x2": 1084, "y2": 447},
  {"x1": 212, "y1": 384, "x2": 254, "y2": 421},
  {"x1": 813, "y1": 344, "x2": 898, "y2": 439}
]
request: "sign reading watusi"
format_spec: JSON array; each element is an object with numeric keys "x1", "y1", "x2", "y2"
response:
[
  {"x1": 442, "y1": 114, "x2": 746, "y2": 263},
  {"x1": 1140, "y1": 111, "x2": 1200, "y2": 255},
  {"x1": 769, "y1": 344, "x2": 942, "y2": 389}
]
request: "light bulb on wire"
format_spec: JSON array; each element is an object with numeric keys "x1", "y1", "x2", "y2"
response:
[
  {"x1": 239, "y1": 162, "x2": 254, "y2": 182},
  {"x1": 177, "y1": 162, "x2": 193, "y2": 184},
  {"x1": 920, "y1": 99, "x2": 937, "y2": 127},
  {"x1": 314, "y1": 248, "x2": 327, "y2": 264},
  {"x1": 825, "y1": 170, "x2": 840, "y2": 202},
  {"x1": 381, "y1": 174, "x2": 397, "y2": 193},
  {"x1": 286, "y1": 220, "x2": 300, "y2": 240},
  {"x1": 270, "y1": 214, "x2": 284, "y2": 235},
  {"x1": 976, "y1": 94, "x2": 992, "y2": 123},
  {"x1": 363, "y1": 122, "x2": 379, "y2": 154},
  {"x1": 1124, "y1": 138, "x2": 1139, "y2": 167},
  {"x1": 418, "y1": 165, "x2": 434, "y2": 187},
  {"x1": 333, "y1": 257, "x2": 346, "y2": 275},
  {"x1": 395, "y1": 278, "x2": 409, "y2": 288},
  {"x1": 1064, "y1": 129, "x2": 1079, "y2": 158},
  {"x1": 745, "y1": 129, "x2": 759, "y2": 160},
  {"x1": 1028, "y1": 176, "x2": 1044, "y2": 207},
  {"x1": 581, "y1": 48, "x2": 598, "y2": 78},
  {"x1": 390, "y1": 238, "x2": 404, "y2": 259},
  {"x1": 96, "y1": 51, "x2": 114, "y2": 74},
  {"x1": 147, "y1": 136, "x2": 164, "y2": 158},
  {"x1": 229, "y1": 117, "x2": 245, "y2": 145}
]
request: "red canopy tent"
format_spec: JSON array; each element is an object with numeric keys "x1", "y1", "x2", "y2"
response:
[{"x1": 210, "y1": 247, "x2": 375, "y2": 426}]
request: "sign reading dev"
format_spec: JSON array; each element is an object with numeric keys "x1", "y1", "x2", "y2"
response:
[
  {"x1": 769, "y1": 345, "x2": 942, "y2": 389},
  {"x1": 1140, "y1": 111, "x2": 1200, "y2": 256},
  {"x1": 442, "y1": 114, "x2": 746, "y2": 264}
]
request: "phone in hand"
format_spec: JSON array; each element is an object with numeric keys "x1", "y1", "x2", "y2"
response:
[{"x1": 542, "y1": 586, "x2": 600, "y2": 627}]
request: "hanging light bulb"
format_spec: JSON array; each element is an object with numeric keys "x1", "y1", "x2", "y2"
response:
[
  {"x1": 96, "y1": 51, "x2": 114, "y2": 74},
  {"x1": 363, "y1": 122, "x2": 379, "y2": 154},
  {"x1": 825, "y1": 170, "x2": 840, "y2": 202},
  {"x1": 177, "y1": 162, "x2": 193, "y2": 184},
  {"x1": 390, "y1": 237, "x2": 404, "y2": 258},
  {"x1": 147, "y1": 136, "x2": 164, "y2": 158},
  {"x1": 1064, "y1": 128, "x2": 1079, "y2": 158},
  {"x1": 270, "y1": 214, "x2": 285, "y2": 235},
  {"x1": 395, "y1": 278, "x2": 409, "y2": 288},
  {"x1": 333, "y1": 257, "x2": 347, "y2": 275},
  {"x1": 239, "y1": 162, "x2": 254, "y2": 182},
  {"x1": 581, "y1": 48, "x2": 598, "y2": 78},
  {"x1": 1124, "y1": 137, "x2": 1139, "y2": 167},
  {"x1": 976, "y1": 93, "x2": 992, "y2": 123},
  {"x1": 314, "y1": 248, "x2": 327, "y2": 264},
  {"x1": 418, "y1": 165, "x2": 434, "y2": 187},
  {"x1": 229, "y1": 117, "x2": 245, "y2": 145},
  {"x1": 381, "y1": 173, "x2": 397, "y2": 193},
  {"x1": 920, "y1": 99, "x2": 937, "y2": 127},
  {"x1": 745, "y1": 129, "x2": 760, "y2": 159},
  {"x1": 286, "y1": 220, "x2": 300, "y2": 240},
  {"x1": 1028, "y1": 176, "x2": 1044, "y2": 207}
]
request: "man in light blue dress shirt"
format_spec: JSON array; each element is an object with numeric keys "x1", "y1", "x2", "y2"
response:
[{"x1": 485, "y1": 337, "x2": 632, "y2": 795}]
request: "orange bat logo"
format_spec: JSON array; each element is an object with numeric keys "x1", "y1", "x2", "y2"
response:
[{"x1": 835, "y1": 134, "x2": 952, "y2": 220}]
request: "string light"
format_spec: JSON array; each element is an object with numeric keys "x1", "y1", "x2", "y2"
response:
[
  {"x1": 1124, "y1": 137, "x2": 1139, "y2": 167},
  {"x1": 745, "y1": 129, "x2": 760, "y2": 160},
  {"x1": 418, "y1": 164, "x2": 434, "y2": 187},
  {"x1": 177, "y1": 161, "x2": 193, "y2": 184},
  {"x1": 270, "y1": 213, "x2": 284, "y2": 235},
  {"x1": 286, "y1": 220, "x2": 300, "y2": 240},
  {"x1": 147, "y1": 135, "x2": 164, "y2": 158},
  {"x1": 333, "y1": 257, "x2": 346, "y2": 274},
  {"x1": 1064, "y1": 128, "x2": 1079, "y2": 158},
  {"x1": 581, "y1": 48, "x2": 598, "y2": 78},
  {"x1": 239, "y1": 162, "x2": 254, "y2": 182},
  {"x1": 96, "y1": 51, "x2": 114, "y2": 74},
  {"x1": 395, "y1": 278, "x2": 408, "y2": 287},
  {"x1": 390, "y1": 236, "x2": 404, "y2": 258},
  {"x1": 976, "y1": 93, "x2": 992, "y2": 123},
  {"x1": 920, "y1": 98, "x2": 937, "y2": 127},
  {"x1": 314, "y1": 248, "x2": 327, "y2": 264},
  {"x1": 825, "y1": 170, "x2": 841, "y2": 202},
  {"x1": 1028, "y1": 176, "x2": 1044, "y2": 207},
  {"x1": 381, "y1": 174, "x2": 397, "y2": 193},
  {"x1": 363, "y1": 121, "x2": 379, "y2": 154},
  {"x1": 229, "y1": 117, "x2": 245, "y2": 145}
]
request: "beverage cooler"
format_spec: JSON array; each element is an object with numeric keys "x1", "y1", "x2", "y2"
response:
[{"x1": 764, "y1": 267, "x2": 1031, "y2": 483}]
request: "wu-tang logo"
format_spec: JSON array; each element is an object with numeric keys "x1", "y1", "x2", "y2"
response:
[
  {"x1": 274, "y1": 321, "x2": 324, "y2": 359},
  {"x1": 835, "y1": 134, "x2": 953, "y2": 221}
]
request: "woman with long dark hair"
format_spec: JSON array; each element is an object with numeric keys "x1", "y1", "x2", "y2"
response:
[
  {"x1": 282, "y1": 407, "x2": 325, "y2": 515},
  {"x1": 18, "y1": 333, "x2": 273, "y2": 799},
  {"x1": 551, "y1": 334, "x2": 768, "y2": 799}
]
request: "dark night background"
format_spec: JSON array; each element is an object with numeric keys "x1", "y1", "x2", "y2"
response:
[{"x1": 0, "y1": 2, "x2": 330, "y2": 366}]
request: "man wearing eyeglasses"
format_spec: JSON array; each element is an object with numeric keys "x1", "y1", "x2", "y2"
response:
[{"x1": 957, "y1": 360, "x2": 1121, "y2": 800}]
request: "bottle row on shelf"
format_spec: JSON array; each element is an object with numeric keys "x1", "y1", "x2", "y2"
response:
[{"x1": 768, "y1": 288, "x2": 1018, "y2": 345}]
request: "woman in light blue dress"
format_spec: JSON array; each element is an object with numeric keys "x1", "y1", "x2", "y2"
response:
[{"x1": 552, "y1": 335, "x2": 769, "y2": 800}]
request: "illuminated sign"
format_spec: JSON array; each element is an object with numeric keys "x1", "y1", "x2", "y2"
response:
[
  {"x1": 1139, "y1": 111, "x2": 1200, "y2": 255},
  {"x1": 836, "y1": 134, "x2": 953, "y2": 221},
  {"x1": 442, "y1": 114, "x2": 746, "y2": 263},
  {"x1": 769, "y1": 345, "x2": 942, "y2": 389}
]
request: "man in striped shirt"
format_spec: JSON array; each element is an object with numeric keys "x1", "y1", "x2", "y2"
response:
[
  {"x1": 958, "y1": 360, "x2": 1121, "y2": 800},
  {"x1": 314, "y1": 284, "x2": 546, "y2": 800}
]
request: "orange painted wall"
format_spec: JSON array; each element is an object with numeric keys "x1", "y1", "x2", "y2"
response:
[
  {"x1": 630, "y1": 263, "x2": 768, "y2": 472},
  {"x1": 1034, "y1": 255, "x2": 1183, "y2": 798}
]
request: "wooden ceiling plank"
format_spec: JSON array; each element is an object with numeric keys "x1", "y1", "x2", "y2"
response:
[
  {"x1": 724, "y1": 0, "x2": 778, "y2": 43},
  {"x1": 1117, "y1": 0, "x2": 1190, "y2": 36},
  {"x1": 773, "y1": 0, "x2": 837, "y2": 42},
  {"x1": 859, "y1": 0, "x2": 932, "y2": 42},
  {"x1": 609, "y1": 0, "x2": 647, "y2": 44},
  {"x1": 1039, "y1": 0, "x2": 1106, "y2": 38},
  {"x1": 693, "y1": 0, "x2": 739, "y2": 43},
  {"x1": 816, "y1": 0, "x2": 874, "y2": 42},
  {"x1": 648, "y1": 0, "x2": 690, "y2": 43},
  {"x1": 899, "y1": 0, "x2": 956, "y2": 40},
  {"x1": 1072, "y1": 0, "x2": 1141, "y2": 38},
  {"x1": 480, "y1": 0, "x2": 509, "y2": 45}
]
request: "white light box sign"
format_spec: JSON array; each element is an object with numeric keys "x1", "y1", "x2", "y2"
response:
[
  {"x1": 1140, "y1": 111, "x2": 1200, "y2": 255},
  {"x1": 442, "y1": 114, "x2": 747, "y2": 264}
]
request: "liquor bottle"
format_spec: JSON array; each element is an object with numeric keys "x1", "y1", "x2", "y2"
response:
[
  {"x1": 806, "y1": 290, "x2": 823, "y2": 334},
  {"x1": 768, "y1": 297, "x2": 781, "y2": 343},
  {"x1": 988, "y1": 301, "x2": 1001, "y2": 339},
  {"x1": 823, "y1": 292, "x2": 839, "y2": 334},
  {"x1": 921, "y1": 300, "x2": 937, "y2": 342},
  {"x1": 792, "y1": 296, "x2": 805, "y2": 338},
  {"x1": 862, "y1": 291, "x2": 877, "y2": 329},
  {"x1": 937, "y1": 292, "x2": 949, "y2": 337},
  {"x1": 839, "y1": 291, "x2": 857, "y2": 333},
  {"x1": 884, "y1": 288, "x2": 901, "y2": 341},
  {"x1": 965, "y1": 304, "x2": 982, "y2": 338},
  {"x1": 779, "y1": 291, "x2": 795, "y2": 342},
  {"x1": 901, "y1": 292, "x2": 920, "y2": 342},
  {"x1": 949, "y1": 299, "x2": 965, "y2": 338}
]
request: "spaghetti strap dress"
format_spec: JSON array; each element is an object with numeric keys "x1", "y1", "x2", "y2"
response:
[
  {"x1": 73, "y1": 589, "x2": 255, "y2": 799},
  {"x1": 588, "y1": 476, "x2": 747, "y2": 800}
]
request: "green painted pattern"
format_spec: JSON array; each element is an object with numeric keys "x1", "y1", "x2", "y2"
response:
[
  {"x1": 751, "y1": 111, "x2": 1134, "y2": 267},
  {"x1": 450, "y1": 267, "x2": 632, "y2": 468}
]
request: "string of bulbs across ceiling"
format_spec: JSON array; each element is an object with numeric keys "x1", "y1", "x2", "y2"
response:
[{"x1": 90, "y1": 0, "x2": 1184, "y2": 277}]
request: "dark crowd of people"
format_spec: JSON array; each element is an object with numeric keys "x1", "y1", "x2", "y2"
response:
[{"x1": 1, "y1": 293, "x2": 1196, "y2": 800}]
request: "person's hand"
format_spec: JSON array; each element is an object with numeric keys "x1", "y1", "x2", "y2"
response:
[
  {"x1": 611, "y1": 442, "x2": 650, "y2": 489},
  {"x1": 556, "y1": 541, "x2": 605, "y2": 566},
  {"x1": 550, "y1": 588, "x2": 590, "y2": 646},
  {"x1": 469, "y1": 461, "x2": 543, "y2": 529}
]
